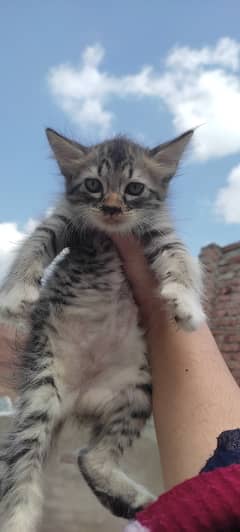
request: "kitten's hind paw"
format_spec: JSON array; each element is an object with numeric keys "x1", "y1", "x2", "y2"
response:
[
  {"x1": 90, "y1": 486, "x2": 155, "y2": 520},
  {"x1": 78, "y1": 449, "x2": 155, "y2": 520},
  {"x1": 160, "y1": 283, "x2": 205, "y2": 332}
]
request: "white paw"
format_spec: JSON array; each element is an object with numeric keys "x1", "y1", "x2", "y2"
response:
[
  {"x1": 160, "y1": 283, "x2": 205, "y2": 332},
  {"x1": 134, "y1": 487, "x2": 155, "y2": 510},
  {"x1": 124, "y1": 523, "x2": 149, "y2": 532}
]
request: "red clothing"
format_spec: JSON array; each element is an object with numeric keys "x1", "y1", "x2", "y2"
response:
[
  {"x1": 125, "y1": 430, "x2": 240, "y2": 531},
  {"x1": 132, "y1": 464, "x2": 240, "y2": 531}
]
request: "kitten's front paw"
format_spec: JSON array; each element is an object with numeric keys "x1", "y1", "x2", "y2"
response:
[{"x1": 160, "y1": 283, "x2": 205, "y2": 332}]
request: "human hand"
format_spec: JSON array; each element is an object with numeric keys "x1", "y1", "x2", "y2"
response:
[{"x1": 112, "y1": 234, "x2": 166, "y2": 330}]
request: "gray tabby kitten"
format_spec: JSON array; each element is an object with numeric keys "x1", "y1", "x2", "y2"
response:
[{"x1": 0, "y1": 128, "x2": 205, "y2": 532}]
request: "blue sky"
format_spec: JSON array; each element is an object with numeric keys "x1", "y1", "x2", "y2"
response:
[{"x1": 1, "y1": 1, "x2": 240, "y2": 276}]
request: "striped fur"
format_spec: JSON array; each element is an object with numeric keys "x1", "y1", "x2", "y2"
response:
[{"x1": 0, "y1": 130, "x2": 205, "y2": 531}]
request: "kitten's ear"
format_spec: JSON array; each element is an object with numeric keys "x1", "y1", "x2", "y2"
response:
[
  {"x1": 46, "y1": 128, "x2": 87, "y2": 180},
  {"x1": 150, "y1": 129, "x2": 194, "y2": 181}
]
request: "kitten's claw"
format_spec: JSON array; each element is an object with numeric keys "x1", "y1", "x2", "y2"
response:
[{"x1": 160, "y1": 283, "x2": 205, "y2": 332}]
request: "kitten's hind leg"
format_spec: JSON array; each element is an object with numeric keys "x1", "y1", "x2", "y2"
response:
[
  {"x1": 0, "y1": 367, "x2": 62, "y2": 532},
  {"x1": 78, "y1": 370, "x2": 154, "y2": 520}
]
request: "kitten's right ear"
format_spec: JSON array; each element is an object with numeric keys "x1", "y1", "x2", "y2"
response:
[
  {"x1": 150, "y1": 129, "x2": 194, "y2": 181},
  {"x1": 46, "y1": 128, "x2": 87, "y2": 180}
]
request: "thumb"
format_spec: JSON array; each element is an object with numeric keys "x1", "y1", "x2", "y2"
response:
[{"x1": 111, "y1": 235, "x2": 158, "y2": 317}]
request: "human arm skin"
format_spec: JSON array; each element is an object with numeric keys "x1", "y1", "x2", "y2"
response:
[{"x1": 113, "y1": 235, "x2": 240, "y2": 489}]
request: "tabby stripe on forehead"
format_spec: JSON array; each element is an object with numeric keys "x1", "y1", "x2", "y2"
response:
[
  {"x1": 128, "y1": 165, "x2": 133, "y2": 179},
  {"x1": 122, "y1": 161, "x2": 133, "y2": 179},
  {"x1": 98, "y1": 158, "x2": 111, "y2": 176}
]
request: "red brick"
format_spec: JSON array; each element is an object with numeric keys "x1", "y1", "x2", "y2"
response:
[
  {"x1": 200, "y1": 240, "x2": 240, "y2": 383},
  {"x1": 224, "y1": 335, "x2": 240, "y2": 343},
  {"x1": 222, "y1": 242, "x2": 240, "y2": 253}
]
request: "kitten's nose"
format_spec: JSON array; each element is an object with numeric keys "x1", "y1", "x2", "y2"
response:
[
  {"x1": 102, "y1": 192, "x2": 123, "y2": 216},
  {"x1": 102, "y1": 204, "x2": 122, "y2": 216}
]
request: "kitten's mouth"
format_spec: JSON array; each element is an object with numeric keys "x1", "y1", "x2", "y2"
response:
[
  {"x1": 102, "y1": 214, "x2": 124, "y2": 225},
  {"x1": 93, "y1": 211, "x2": 132, "y2": 233}
]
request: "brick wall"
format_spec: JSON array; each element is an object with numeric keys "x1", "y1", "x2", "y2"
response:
[{"x1": 200, "y1": 241, "x2": 240, "y2": 383}]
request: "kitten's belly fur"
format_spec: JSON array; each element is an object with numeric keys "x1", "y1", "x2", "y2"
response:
[
  {"x1": 46, "y1": 246, "x2": 147, "y2": 412},
  {"x1": 54, "y1": 299, "x2": 144, "y2": 393}
]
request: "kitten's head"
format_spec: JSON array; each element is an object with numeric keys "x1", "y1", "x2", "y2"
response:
[{"x1": 46, "y1": 128, "x2": 193, "y2": 234}]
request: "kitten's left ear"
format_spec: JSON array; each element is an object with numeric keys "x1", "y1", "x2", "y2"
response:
[
  {"x1": 46, "y1": 128, "x2": 88, "y2": 181},
  {"x1": 150, "y1": 129, "x2": 194, "y2": 180}
]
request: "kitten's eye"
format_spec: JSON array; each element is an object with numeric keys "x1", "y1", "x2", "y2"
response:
[
  {"x1": 125, "y1": 182, "x2": 145, "y2": 196},
  {"x1": 85, "y1": 178, "x2": 103, "y2": 194}
]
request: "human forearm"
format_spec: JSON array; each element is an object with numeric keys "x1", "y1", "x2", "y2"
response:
[
  {"x1": 148, "y1": 314, "x2": 240, "y2": 488},
  {"x1": 114, "y1": 235, "x2": 240, "y2": 489}
]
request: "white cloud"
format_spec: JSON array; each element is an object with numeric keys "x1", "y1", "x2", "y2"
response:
[
  {"x1": 0, "y1": 216, "x2": 67, "y2": 285},
  {"x1": 0, "y1": 219, "x2": 38, "y2": 282},
  {"x1": 0, "y1": 223, "x2": 25, "y2": 282},
  {"x1": 24, "y1": 218, "x2": 38, "y2": 233},
  {"x1": 214, "y1": 164, "x2": 240, "y2": 223},
  {"x1": 48, "y1": 38, "x2": 240, "y2": 160},
  {"x1": 48, "y1": 44, "x2": 113, "y2": 134},
  {"x1": 166, "y1": 38, "x2": 240, "y2": 71}
]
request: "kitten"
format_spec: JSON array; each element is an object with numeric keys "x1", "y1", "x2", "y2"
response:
[{"x1": 0, "y1": 128, "x2": 205, "y2": 532}]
